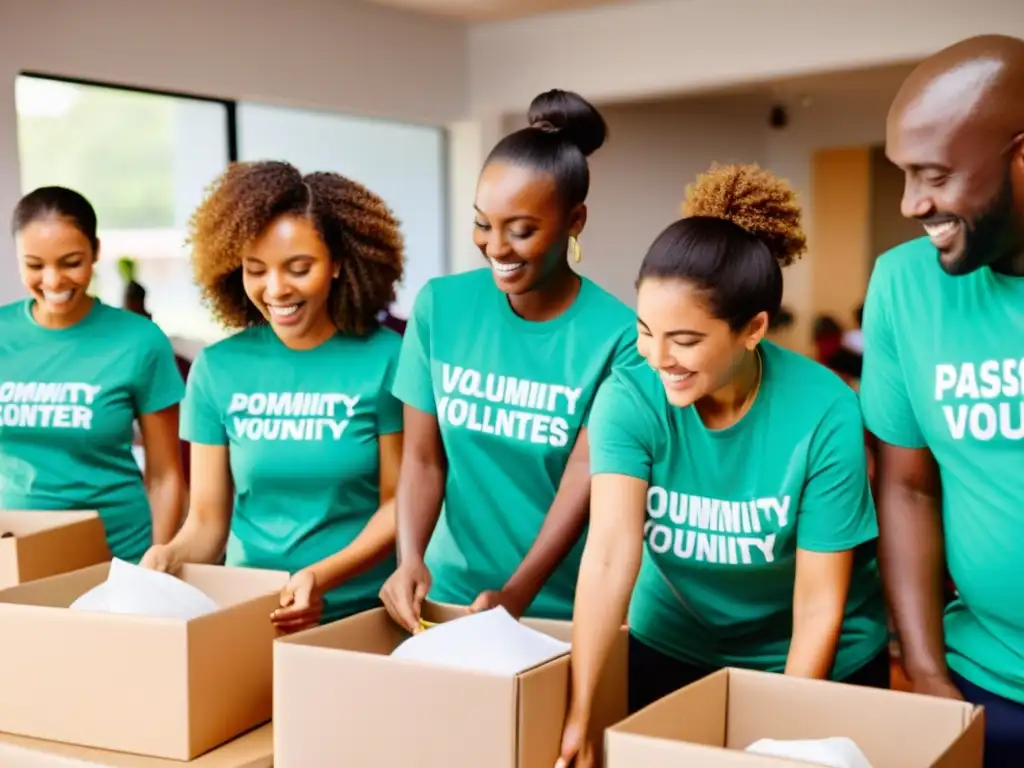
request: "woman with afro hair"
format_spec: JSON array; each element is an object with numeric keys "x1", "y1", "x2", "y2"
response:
[
  {"x1": 557, "y1": 164, "x2": 889, "y2": 767},
  {"x1": 140, "y1": 161, "x2": 405, "y2": 632}
]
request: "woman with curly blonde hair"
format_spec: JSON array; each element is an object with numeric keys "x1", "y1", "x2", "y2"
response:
[
  {"x1": 141, "y1": 161, "x2": 405, "y2": 632},
  {"x1": 556, "y1": 164, "x2": 889, "y2": 767}
]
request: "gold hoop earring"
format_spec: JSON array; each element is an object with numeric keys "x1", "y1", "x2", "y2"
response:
[{"x1": 569, "y1": 236, "x2": 582, "y2": 263}]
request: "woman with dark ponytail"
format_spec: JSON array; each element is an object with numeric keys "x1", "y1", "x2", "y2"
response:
[
  {"x1": 379, "y1": 89, "x2": 641, "y2": 628},
  {"x1": 557, "y1": 164, "x2": 889, "y2": 767}
]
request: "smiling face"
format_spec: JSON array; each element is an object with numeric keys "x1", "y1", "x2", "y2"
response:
[
  {"x1": 636, "y1": 276, "x2": 767, "y2": 408},
  {"x1": 886, "y1": 59, "x2": 1024, "y2": 275},
  {"x1": 16, "y1": 216, "x2": 97, "y2": 326},
  {"x1": 472, "y1": 162, "x2": 583, "y2": 294},
  {"x1": 241, "y1": 215, "x2": 338, "y2": 345}
]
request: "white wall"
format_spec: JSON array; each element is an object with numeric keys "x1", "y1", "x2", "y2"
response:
[
  {"x1": 497, "y1": 68, "x2": 906, "y2": 354},
  {"x1": 468, "y1": 0, "x2": 1024, "y2": 114},
  {"x1": 0, "y1": 0, "x2": 467, "y2": 305}
]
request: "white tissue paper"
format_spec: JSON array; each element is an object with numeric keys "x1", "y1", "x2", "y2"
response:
[
  {"x1": 69, "y1": 557, "x2": 220, "y2": 620},
  {"x1": 745, "y1": 737, "x2": 873, "y2": 768},
  {"x1": 390, "y1": 606, "x2": 570, "y2": 676}
]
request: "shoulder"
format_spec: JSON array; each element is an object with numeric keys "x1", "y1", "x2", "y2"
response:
[
  {"x1": 870, "y1": 236, "x2": 936, "y2": 290},
  {"x1": 344, "y1": 324, "x2": 404, "y2": 363},
  {"x1": 0, "y1": 300, "x2": 29, "y2": 326},
  {"x1": 425, "y1": 269, "x2": 493, "y2": 299},
  {"x1": 192, "y1": 326, "x2": 265, "y2": 369},
  {"x1": 597, "y1": 358, "x2": 661, "y2": 413},
  {"x1": 762, "y1": 341, "x2": 859, "y2": 415},
  {"x1": 95, "y1": 303, "x2": 171, "y2": 348}
]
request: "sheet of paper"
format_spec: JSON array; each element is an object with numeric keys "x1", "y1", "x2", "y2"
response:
[
  {"x1": 69, "y1": 558, "x2": 220, "y2": 620},
  {"x1": 745, "y1": 737, "x2": 873, "y2": 768},
  {"x1": 390, "y1": 607, "x2": 570, "y2": 676}
]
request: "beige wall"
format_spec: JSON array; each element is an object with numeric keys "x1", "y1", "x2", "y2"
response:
[
  {"x1": 475, "y1": 68, "x2": 909, "y2": 353},
  {"x1": 467, "y1": 0, "x2": 1024, "y2": 114},
  {"x1": 870, "y1": 145, "x2": 923, "y2": 266},
  {"x1": 0, "y1": 0, "x2": 468, "y2": 304}
]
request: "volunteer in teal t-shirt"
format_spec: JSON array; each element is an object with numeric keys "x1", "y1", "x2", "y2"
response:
[
  {"x1": 140, "y1": 162, "x2": 405, "y2": 630},
  {"x1": 557, "y1": 164, "x2": 888, "y2": 768},
  {"x1": 378, "y1": 90, "x2": 641, "y2": 629},
  {"x1": 0, "y1": 187, "x2": 185, "y2": 562},
  {"x1": 860, "y1": 34, "x2": 1024, "y2": 768}
]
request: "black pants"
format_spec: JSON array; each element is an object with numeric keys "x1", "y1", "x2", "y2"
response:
[
  {"x1": 950, "y1": 671, "x2": 1024, "y2": 768},
  {"x1": 628, "y1": 633, "x2": 891, "y2": 714}
]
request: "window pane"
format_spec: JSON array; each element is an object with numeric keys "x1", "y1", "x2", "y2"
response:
[
  {"x1": 15, "y1": 75, "x2": 231, "y2": 347},
  {"x1": 236, "y1": 102, "x2": 447, "y2": 317}
]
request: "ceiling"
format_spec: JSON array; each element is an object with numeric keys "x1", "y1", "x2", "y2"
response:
[{"x1": 364, "y1": 0, "x2": 629, "y2": 22}]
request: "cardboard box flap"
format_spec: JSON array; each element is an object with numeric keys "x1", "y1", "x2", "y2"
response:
[
  {"x1": 0, "y1": 563, "x2": 286, "y2": 612},
  {"x1": 0, "y1": 510, "x2": 101, "y2": 536},
  {"x1": 0, "y1": 563, "x2": 110, "y2": 608},
  {"x1": 516, "y1": 659, "x2": 570, "y2": 768},
  {"x1": 931, "y1": 704, "x2": 985, "y2": 768},
  {"x1": 609, "y1": 669, "x2": 729, "y2": 748},
  {"x1": 726, "y1": 668, "x2": 979, "y2": 764}
]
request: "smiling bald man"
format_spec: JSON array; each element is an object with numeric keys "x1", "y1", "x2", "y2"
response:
[{"x1": 860, "y1": 34, "x2": 1024, "y2": 767}]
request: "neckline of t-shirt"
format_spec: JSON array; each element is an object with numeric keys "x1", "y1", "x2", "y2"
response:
[
  {"x1": 23, "y1": 296, "x2": 100, "y2": 334},
  {"x1": 984, "y1": 266, "x2": 1024, "y2": 294},
  {"x1": 685, "y1": 344, "x2": 773, "y2": 440},
  {"x1": 497, "y1": 273, "x2": 592, "y2": 335}
]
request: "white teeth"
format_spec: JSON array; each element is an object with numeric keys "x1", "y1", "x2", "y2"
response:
[
  {"x1": 43, "y1": 290, "x2": 73, "y2": 303},
  {"x1": 661, "y1": 371, "x2": 692, "y2": 383},
  {"x1": 490, "y1": 260, "x2": 526, "y2": 275},
  {"x1": 269, "y1": 304, "x2": 299, "y2": 317},
  {"x1": 924, "y1": 221, "x2": 957, "y2": 238}
]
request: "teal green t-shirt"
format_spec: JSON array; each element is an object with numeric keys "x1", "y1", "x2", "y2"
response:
[
  {"x1": 589, "y1": 340, "x2": 888, "y2": 677},
  {"x1": 860, "y1": 237, "x2": 1024, "y2": 704},
  {"x1": 180, "y1": 324, "x2": 403, "y2": 623},
  {"x1": 390, "y1": 268, "x2": 641, "y2": 619},
  {"x1": 0, "y1": 299, "x2": 184, "y2": 562}
]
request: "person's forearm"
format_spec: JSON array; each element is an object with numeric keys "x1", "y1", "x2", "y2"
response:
[
  {"x1": 878, "y1": 481, "x2": 947, "y2": 681},
  {"x1": 149, "y1": 473, "x2": 185, "y2": 546},
  {"x1": 395, "y1": 458, "x2": 445, "y2": 566},
  {"x1": 785, "y1": 610, "x2": 844, "y2": 679},
  {"x1": 503, "y1": 465, "x2": 589, "y2": 609},
  {"x1": 167, "y1": 509, "x2": 230, "y2": 564},
  {"x1": 308, "y1": 499, "x2": 397, "y2": 591},
  {"x1": 569, "y1": 538, "x2": 641, "y2": 719}
]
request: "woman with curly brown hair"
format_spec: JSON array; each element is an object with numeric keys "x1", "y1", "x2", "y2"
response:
[
  {"x1": 556, "y1": 164, "x2": 889, "y2": 768},
  {"x1": 140, "y1": 161, "x2": 405, "y2": 632}
]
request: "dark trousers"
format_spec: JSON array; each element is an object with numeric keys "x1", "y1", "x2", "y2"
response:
[
  {"x1": 628, "y1": 633, "x2": 891, "y2": 714},
  {"x1": 950, "y1": 671, "x2": 1024, "y2": 768}
]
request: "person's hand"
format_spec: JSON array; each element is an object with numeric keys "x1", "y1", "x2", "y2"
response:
[
  {"x1": 468, "y1": 588, "x2": 528, "y2": 619},
  {"x1": 271, "y1": 570, "x2": 323, "y2": 633},
  {"x1": 139, "y1": 543, "x2": 180, "y2": 573},
  {"x1": 911, "y1": 672, "x2": 964, "y2": 700},
  {"x1": 555, "y1": 703, "x2": 594, "y2": 768},
  {"x1": 379, "y1": 560, "x2": 432, "y2": 633}
]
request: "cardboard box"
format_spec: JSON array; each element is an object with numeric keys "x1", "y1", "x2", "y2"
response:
[
  {"x1": 0, "y1": 724, "x2": 273, "y2": 768},
  {"x1": 273, "y1": 603, "x2": 629, "y2": 767},
  {"x1": 0, "y1": 562, "x2": 289, "y2": 761},
  {"x1": 0, "y1": 510, "x2": 110, "y2": 588},
  {"x1": 606, "y1": 667, "x2": 984, "y2": 767}
]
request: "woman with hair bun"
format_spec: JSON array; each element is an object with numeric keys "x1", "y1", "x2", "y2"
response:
[
  {"x1": 379, "y1": 89, "x2": 641, "y2": 629},
  {"x1": 556, "y1": 164, "x2": 889, "y2": 767}
]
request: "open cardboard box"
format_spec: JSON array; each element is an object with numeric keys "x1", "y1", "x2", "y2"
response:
[
  {"x1": 0, "y1": 510, "x2": 110, "y2": 588},
  {"x1": 605, "y1": 668, "x2": 984, "y2": 767},
  {"x1": 0, "y1": 562, "x2": 289, "y2": 761},
  {"x1": 0, "y1": 724, "x2": 273, "y2": 768},
  {"x1": 273, "y1": 602, "x2": 629, "y2": 767}
]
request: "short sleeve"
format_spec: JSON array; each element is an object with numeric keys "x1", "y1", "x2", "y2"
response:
[
  {"x1": 391, "y1": 281, "x2": 436, "y2": 414},
  {"x1": 859, "y1": 257, "x2": 926, "y2": 448},
  {"x1": 588, "y1": 372, "x2": 657, "y2": 481},
  {"x1": 797, "y1": 391, "x2": 878, "y2": 552},
  {"x1": 582, "y1": 325, "x2": 644, "y2": 427},
  {"x1": 179, "y1": 351, "x2": 227, "y2": 446},
  {"x1": 133, "y1": 325, "x2": 185, "y2": 415},
  {"x1": 377, "y1": 337, "x2": 404, "y2": 435}
]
